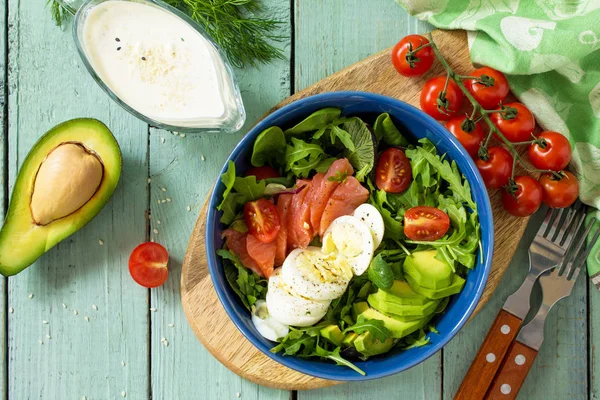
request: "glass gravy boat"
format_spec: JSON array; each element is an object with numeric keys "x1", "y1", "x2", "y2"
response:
[{"x1": 58, "y1": 0, "x2": 246, "y2": 133}]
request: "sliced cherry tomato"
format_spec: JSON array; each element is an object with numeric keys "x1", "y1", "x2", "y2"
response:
[
  {"x1": 392, "y1": 35, "x2": 434, "y2": 77},
  {"x1": 420, "y1": 76, "x2": 464, "y2": 120},
  {"x1": 475, "y1": 146, "x2": 513, "y2": 189},
  {"x1": 445, "y1": 116, "x2": 485, "y2": 157},
  {"x1": 539, "y1": 171, "x2": 579, "y2": 208},
  {"x1": 404, "y1": 206, "x2": 450, "y2": 241},
  {"x1": 245, "y1": 166, "x2": 280, "y2": 180},
  {"x1": 490, "y1": 102, "x2": 536, "y2": 143},
  {"x1": 244, "y1": 198, "x2": 281, "y2": 243},
  {"x1": 128, "y1": 242, "x2": 169, "y2": 288},
  {"x1": 528, "y1": 131, "x2": 572, "y2": 172},
  {"x1": 464, "y1": 67, "x2": 509, "y2": 110},
  {"x1": 501, "y1": 176, "x2": 543, "y2": 217},
  {"x1": 375, "y1": 148, "x2": 412, "y2": 193}
]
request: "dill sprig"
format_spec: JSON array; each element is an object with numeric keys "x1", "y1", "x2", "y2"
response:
[{"x1": 47, "y1": 0, "x2": 285, "y2": 68}]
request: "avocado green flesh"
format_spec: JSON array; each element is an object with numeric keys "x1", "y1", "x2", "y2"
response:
[
  {"x1": 354, "y1": 332, "x2": 394, "y2": 357},
  {"x1": 352, "y1": 302, "x2": 430, "y2": 339},
  {"x1": 403, "y1": 250, "x2": 453, "y2": 289},
  {"x1": 342, "y1": 332, "x2": 359, "y2": 346},
  {"x1": 0, "y1": 119, "x2": 122, "y2": 276},
  {"x1": 406, "y1": 274, "x2": 466, "y2": 300},
  {"x1": 320, "y1": 325, "x2": 345, "y2": 346},
  {"x1": 372, "y1": 280, "x2": 429, "y2": 305},
  {"x1": 367, "y1": 293, "x2": 440, "y2": 317}
]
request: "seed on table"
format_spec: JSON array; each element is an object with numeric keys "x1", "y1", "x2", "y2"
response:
[
  {"x1": 161, "y1": 187, "x2": 167, "y2": 192},
  {"x1": 157, "y1": 220, "x2": 161, "y2": 225},
  {"x1": 168, "y1": 323, "x2": 174, "y2": 328},
  {"x1": 82, "y1": 397, "x2": 87, "y2": 400},
  {"x1": 122, "y1": 391, "x2": 127, "y2": 397},
  {"x1": 46, "y1": 334, "x2": 51, "y2": 339},
  {"x1": 28, "y1": 293, "x2": 34, "y2": 299},
  {"x1": 179, "y1": 133, "x2": 186, "y2": 138},
  {"x1": 161, "y1": 137, "x2": 165, "y2": 144},
  {"x1": 9, "y1": 308, "x2": 13, "y2": 313},
  {"x1": 153, "y1": 229, "x2": 159, "y2": 235},
  {"x1": 99, "y1": 239, "x2": 104, "y2": 246},
  {"x1": 166, "y1": 197, "x2": 172, "y2": 202},
  {"x1": 42, "y1": 320, "x2": 48, "y2": 324},
  {"x1": 84, "y1": 316, "x2": 90, "y2": 322},
  {"x1": 186, "y1": 206, "x2": 191, "y2": 212},
  {"x1": 147, "y1": 178, "x2": 152, "y2": 184},
  {"x1": 74, "y1": 309, "x2": 78, "y2": 316},
  {"x1": 236, "y1": 393, "x2": 241, "y2": 398},
  {"x1": 62, "y1": 303, "x2": 67, "y2": 309},
  {"x1": 201, "y1": 155, "x2": 206, "y2": 161},
  {"x1": 92, "y1": 304, "x2": 98, "y2": 310},
  {"x1": 150, "y1": 307, "x2": 157, "y2": 312},
  {"x1": 122, "y1": 361, "x2": 126, "y2": 367},
  {"x1": 39, "y1": 340, "x2": 43, "y2": 345},
  {"x1": 161, "y1": 199, "x2": 167, "y2": 204}
]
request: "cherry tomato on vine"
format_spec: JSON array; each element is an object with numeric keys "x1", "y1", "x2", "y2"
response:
[
  {"x1": 464, "y1": 67, "x2": 509, "y2": 110},
  {"x1": 501, "y1": 176, "x2": 543, "y2": 217},
  {"x1": 420, "y1": 76, "x2": 464, "y2": 120},
  {"x1": 245, "y1": 166, "x2": 280, "y2": 180},
  {"x1": 129, "y1": 242, "x2": 169, "y2": 288},
  {"x1": 445, "y1": 116, "x2": 485, "y2": 157},
  {"x1": 244, "y1": 199, "x2": 281, "y2": 243},
  {"x1": 490, "y1": 102, "x2": 535, "y2": 143},
  {"x1": 475, "y1": 146, "x2": 513, "y2": 189},
  {"x1": 404, "y1": 206, "x2": 450, "y2": 241},
  {"x1": 392, "y1": 35, "x2": 435, "y2": 77},
  {"x1": 528, "y1": 131, "x2": 572, "y2": 172},
  {"x1": 539, "y1": 171, "x2": 579, "y2": 208},
  {"x1": 375, "y1": 148, "x2": 412, "y2": 193}
]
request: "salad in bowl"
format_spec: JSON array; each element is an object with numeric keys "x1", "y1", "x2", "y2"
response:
[{"x1": 207, "y1": 92, "x2": 492, "y2": 380}]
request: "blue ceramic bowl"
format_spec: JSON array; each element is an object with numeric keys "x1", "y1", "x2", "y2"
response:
[{"x1": 206, "y1": 91, "x2": 494, "y2": 381}]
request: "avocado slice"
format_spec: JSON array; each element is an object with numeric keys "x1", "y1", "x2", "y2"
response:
[
  {"x1": 342, "y1": 332, "x2": 359, "y2": 346},
  {"x1": 371, "y1": 280, "x2": 429, "y2": 305},
  {"x1": 352, "y1": 302, "x2": 430, "y2": 339},
  {"x1": 403, "y1": 250, "x2": 453, "y2": 289},
  {"x1": 353, "y1": 332, "x2": 394, "y2": 358},
  {"x1": 0, "y1": 119, "x2": 121, "y2": 276},
  {"x1": 406, "y1": 274, "x2": 466, "y2": 300},
  {"x1": 320, "y1": 325, "x2": 345, "y2": 346},
  {"x1": 367, "y1": 293, "x2": 441, "y2": 317}
]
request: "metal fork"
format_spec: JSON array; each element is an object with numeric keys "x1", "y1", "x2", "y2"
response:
[
  {"x1": 485, "y1": 216, "x2": 600, "y2": 400},
  {"x1": 454, "y1": 203, "x2": 586, "y2": 400}
]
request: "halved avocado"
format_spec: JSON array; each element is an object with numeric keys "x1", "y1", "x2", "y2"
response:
[{"x1": 0, "y1": 118, "x2": 121, "y2": 276}]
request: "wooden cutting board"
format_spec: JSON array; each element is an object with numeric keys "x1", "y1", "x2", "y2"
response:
[{"x1": 180, "y1": 30, "x2": 531, "y2": 390}]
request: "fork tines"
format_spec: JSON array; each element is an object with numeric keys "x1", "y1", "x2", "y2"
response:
[
  {"x1": 561, "y1": 217, "x2": 600, "y2": 281},
  {"x1": 539, "y1": 200, "x2": 586, "y2": 246}
]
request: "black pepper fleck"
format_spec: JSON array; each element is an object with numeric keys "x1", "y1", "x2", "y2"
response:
[
  {"x1": 141, "y1": 57, "x2": 146, "y2": 61},
  {"x1": 115, "y1": 38, "x2": 120, "y2": 42},
  {"x1": 117, "y1": 47, "x2": 121, "y2": 51}
]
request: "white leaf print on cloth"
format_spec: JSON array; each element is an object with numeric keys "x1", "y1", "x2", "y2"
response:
[
  {"x1": 449, "y1": 0, "x2": 519, "y2": 30},
  {"x1": 501, "y1": 17, "x2": 557, "y2": 51},
  {"x1": 519, "y1": 88, "x2": 571, "y2": 137},
  {"x1": 535, "y1": 0, "x2": 600, "y2": 21},
  {"x1": 590, "y1": 82, "x2": 600, "y2": 118},
  {"x1": 400, "y1": 0, "x2": 449, "y2": 19},
  {"x1": 530, "y1": 53, "x2": 585, "y2": 83},
  {"x1": 571, "y1": 142, "x2": 600, "y2": 208}
]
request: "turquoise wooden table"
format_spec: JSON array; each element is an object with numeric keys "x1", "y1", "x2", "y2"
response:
[{"x1": 0, "y1": 1, "x2": 596, "y2": 399}]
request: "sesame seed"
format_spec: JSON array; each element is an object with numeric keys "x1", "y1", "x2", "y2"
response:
[
  {"x1": 161, "y1": 137, "x2": 165, "y2": 144},
  {"x1": 9, "y1": 307, "x2": 13, "y2": 313},
  {"x1": 160, "y1": 337, "x2": 166, "y2": 342},
  {"x1": 161, "y1": 199, "x2": 167, "y2": 203},
  {"x1": 168, "y1": 323, "x2": 174, "y2": 328},
  {"x1": 236, "y1": 393, "x2": 241, "y2": 398},
  {"x1": 153, "y1": 229, "x2": 159, "y2": 234},
  {"x1": 46, "y1": 334, "x2": 51, "y2": 339},
  {"x1": 28, "y1": 293, "x2": 34, "y2": 299},
  {"x1": 122, "y1": 391, "x2": 127, "y2": 397},
  {"x1": 163, "y1": 339, "x2": 169, "y2": 347},
  {"x1": 157, "y1": 200, "x2": 161, "y2": 205},
  {"x1": 39, "y1": 340, "x2": 43, "y2": 345},
  {"x1": 92, "y1": 304, "x2": 98, "y2": 310},
  {"x1": 74, "y1": 310, "x2": 78, "y2": 315},
  {"x1": 157, "y1": 220, "x2": 161, "y2": 225},
  {"x1": 166, "y1": 197, "x2": 172, "y2": 202},
  {"x1": 179, "y1": 133, "x2": 186, "y2": 138},
  {"x1": 161, "y1": 187, "x2": 167, "y2": 192},
  {"x1": 99, "y1": 239, "x2": 104, "y2": 246},
  {"x1": 148, "y1": 214, "x2": 152, "y2": 220},
  {"x1": 82, "y1": 397, "x2": 87, "y2": 400},
  {"x1": 62, "y1": 303, "x2": 67, "y2": 309},
  {"x1": 84, "y1": 316, "x2": 90, "y2": 322},
  {"x1": 150, "y1": 308, "x2": 157, "y2": 312},
  {"x1": 122, "y1": 361, "x2": 126, "y2": 366},
  {"x1": 187, "y1": 206, "x2": 191, "y2": 212},
  {"x1": 150, "y1": 238, "x2": 155, "y2": 243},
  {"x1": 42, "y1": 320, "x2": 48, "y2": 324},
  {"x1": 201, "y1": 155, "x2": 206, "y2": 161},
  {"x1": 148, "y1": 178, "x2": 152, "y2": 184}
]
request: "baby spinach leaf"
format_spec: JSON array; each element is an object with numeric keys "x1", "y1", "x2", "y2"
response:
[
  {"x1": 343, "y1": 315, "x2": 391, "y2": 342},
  {"x1": 367, "y1": 254, "x2": 394, "y2": 290},
  {"x1": 330, "y1": 125, "x2": 356, "y2": 151},
  {"x1": 373, "y1": 113, "x2": 409, "y2": 146},
  {"x1": 342, "y1": 118, "x2": 375, "y2": 182},
  {"x1": 232, "y1": 176, "x2": 266, "y2": 201},
  {"x1": 251, "y1": 126, "x2": 286, "y2": 167},
  {"x1": 284, "y1": 108, "x2": 342, "y2": 135}
]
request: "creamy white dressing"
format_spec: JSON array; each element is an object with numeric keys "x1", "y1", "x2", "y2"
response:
[{"x1": 82, "y1": 1, "x2": 225, "y2": 125}]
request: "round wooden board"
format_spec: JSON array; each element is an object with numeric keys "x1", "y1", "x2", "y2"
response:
[{"x1": 181, "y1": 30, "x2": 532, "y2": 390}]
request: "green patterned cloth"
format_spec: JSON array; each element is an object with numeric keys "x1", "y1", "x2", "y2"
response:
[{"x1": 395, "y1": 0, "x2": 600, "y2": 280}]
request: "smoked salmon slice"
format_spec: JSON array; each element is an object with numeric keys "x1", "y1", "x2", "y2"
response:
[
  {"x1": 287, "y1": 180, "x2": 312, "y2": 250},
  {"x1": 310, "y1": 159, "x2": 354, "y2": 230},
  {"x1": 319, "y1": 175, "x2": 369, "y2": 236},
  {"x1": 246, "y1": 234, "x2": 276, "y2": 278},
  {"x1": 222, "y1": 228, "x2": 264, "y2": 277},
  {"x1": 274, "y1": 194, "x2": 292, "y2": 266}
]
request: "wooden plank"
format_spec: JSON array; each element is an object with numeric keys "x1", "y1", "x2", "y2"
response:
[
  {"x1": 294, "y1": 1, "x2": 441, "y2": 398},
  {"x1": 148, "y1": 0, "x2": 291, "y2": 398},
  {"x1": 6, "y1": 3, "x2": 150, "y2": 399},
  {"x1": 444, "y1": 213, "x2": 588, "y2": 399},
  {"x1": 0, "y1": 0, "x2": 7, "y2": 397}
]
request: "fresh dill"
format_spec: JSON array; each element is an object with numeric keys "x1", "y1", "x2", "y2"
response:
[{"x1": 47, "y1": 0, "x2": 286, "y2": 68}]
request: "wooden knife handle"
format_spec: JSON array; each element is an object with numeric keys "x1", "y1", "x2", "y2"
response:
[
  {"x1": 453, "y1": 310, "x2": 522, "y2": 400},
  {"x1": 484, "y1": 340, "x2": 539, "y2": 399}
]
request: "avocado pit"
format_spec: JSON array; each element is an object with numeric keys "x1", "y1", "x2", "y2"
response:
[{"x1": 30, "y1": 143, "x2": 104, "y2": 225}]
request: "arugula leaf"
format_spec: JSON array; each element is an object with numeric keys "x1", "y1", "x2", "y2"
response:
[
  {"x1": 251, "y1": 126, "x2": 286, "y2": 167},
  {"x1": 313, "y1": 345, "x2": 366, "y2": 376},
  {"x1": 373, "y1": 113, "x2": 409, "y2": 146},
  {"x1": 343, "y1": 315, "x2": 391, "y2": 342},
  {"x1": 402, "y1": 329, "x2": 430, "y2": 350},
  {"x1": 367, "y1": 254, "x2": 394, "y2": 290},
  {"x1": 233, "y1": 176, "x2": 266, "y2": 201},
  {"x1": 284, "y1": 137, "x2": 327, "y2": 178},
  {"x1": 217, "y1": 163, "x2": 267, "y2": 224},
  {"x1": 217, "y1": 160, "x2": 236, "y2": 211},
  {"x1": 284, "y1": 108, "x2": 342, "y2": 135},
  {"x1": 217, "y1": 249, "x2": 267, "y2": 310},
  {"x1": 342, "y1": 118, "x2": 375, "y2": 182}
]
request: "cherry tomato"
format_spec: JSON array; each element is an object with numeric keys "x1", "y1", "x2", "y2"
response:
[
  {"x1": 392, "y1": 35, "x2": 434, "y2": 77},
  {"x1": 244, "y1": 198, "x2": 281, "y2": 243},
  {"x1": 464, "y1": 67, "x2": 509, "y2": 109},
  {"x1": 420, "y1": 76, "x2": 464, "y2": 120},
  {"x1": 501, "y1": 176, "x2": 543, "y2": 217},
  {"x1": 404, "y1": 206, "x2": 451, "y2": 241},
  {"x1": 245, "y1": 166, "x2": 280, "y2": 180},
  {"x1": 128, "y1": 242, "x2": 169, "y2": 288},
  {"x1": 490, "y1": 102, "x2": 535, "y2": 143},
  {"x1": 375, "y1": 148, "x2": 412, "y2": 193},
  {"x1": 528, "y1": 131, "x2": 571, "y2": 172},
  {"x1": 539, "y1": 171, "x2": 579, "y2": 208},
  {"x1": 445, "y1": 116, "x2": 485, "y2": 157},
  {"x1": 475, "y1": 146, "x2": 513, "y2": 189}
]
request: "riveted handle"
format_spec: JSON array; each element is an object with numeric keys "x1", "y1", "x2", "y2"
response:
[
  {"x1": 484, "y1": 340, "x2": 538, "y2": 399},
  {"x1": 454, "y1": 310, "x2": 522, "y2": 400}
]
